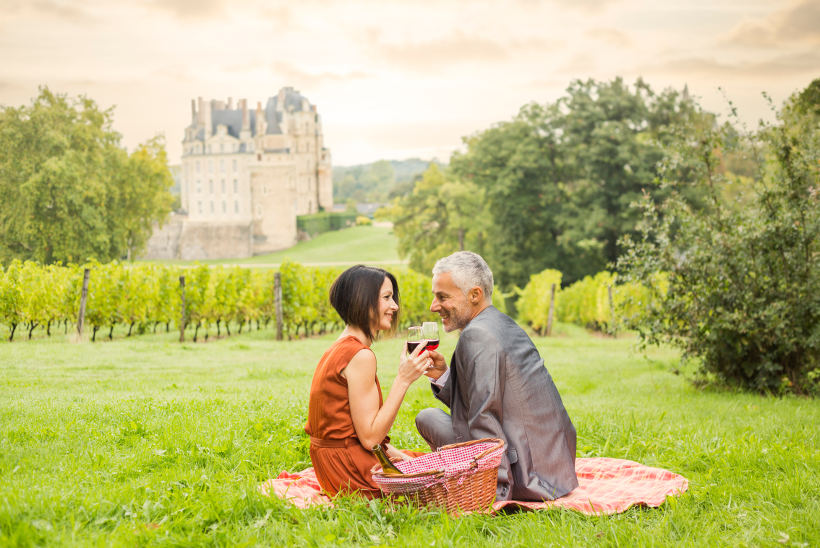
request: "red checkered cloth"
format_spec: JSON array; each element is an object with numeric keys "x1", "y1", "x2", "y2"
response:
[
  {"x1": 374, "y1": 439, "x2": 505, "y2": 490},
  {"x1": 258, "y1": 457, "x2": 689, "y2": 515}
]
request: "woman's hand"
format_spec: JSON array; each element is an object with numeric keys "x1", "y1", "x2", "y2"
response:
[
  {"x1": 386, "y1": 444, "x2": 414, "y2": 462},
  {"x1": 397, "y1": 341, "x2": 433, "y2": 387}
]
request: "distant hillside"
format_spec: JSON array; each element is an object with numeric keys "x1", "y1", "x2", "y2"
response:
[{"x1": 333, "y1": 158, "x2": 445, "y2": 203}]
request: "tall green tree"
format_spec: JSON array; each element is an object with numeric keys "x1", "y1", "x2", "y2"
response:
[
  {"x1": 448, "y1": 77, "x2": 706, "y2": 288},
  {"x1": 0, "y1": 88, "x2": 174, "y2": 264},
  {"x1": 383, "y1": 163, "x2": 487, "y2": 274},
  {"x1": 109, "y1": 136, "x2": 175, "y2": 260}
]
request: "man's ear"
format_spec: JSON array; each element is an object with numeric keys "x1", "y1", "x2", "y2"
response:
[{"x1": 469, "y1": 287, "x2": 483, "y2": 304}]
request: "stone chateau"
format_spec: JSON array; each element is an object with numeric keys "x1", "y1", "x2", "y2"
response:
[{"x1": 143, "y1": 87, "x2": 333, "y2": 259}]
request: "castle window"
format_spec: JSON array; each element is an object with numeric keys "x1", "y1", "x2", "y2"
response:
[
  {"x1": 195, "y1": 161, "x2": 200, "y2": 173},
  {"x1": 196, "y1": 180, "x2": 201, "y2": 193},
  {"x1": 198, "y1": 201, "x2": 202, "y2": 214},
  {"x1": 208, "y1": 159, "x2": 213, "y2": 173},
  {"x1": 233, "y1": 179, "x2": 238, "y2": 193},
  {"x1": 220, "y1": 159, "x2": 225, "y2": 172},
  {"x1": 209, "y1": 179, "x2": 213, "y2": 193},
  {"x1": 221, "y1": 179, "x2": 226, "y2": 193},
  {"x1": 257, "y1": 153, "x2": 261, "y2": 161},
  {"x1": 234, "y1": 200, "x2": 239, "y2": 213},
  {"x1": 220, "y1": 144, "x2": 224, "y2": 153},
  {"x1": 232, "y1": 159, "x2": 237, "y2": 172},
  {"x1": 256, "y1": 205, "x2": 262, "y2": 217},
  {"x1": 222, "y1": 201, "x2": 226, "y2": 213},
  {"x1": 210, "y1": 201, "x2": 214, "y2": 213}
]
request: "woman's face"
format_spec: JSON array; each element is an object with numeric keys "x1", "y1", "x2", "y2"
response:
[{"x1": 373, "y1": 277, "x2": 399, "y2": 332}]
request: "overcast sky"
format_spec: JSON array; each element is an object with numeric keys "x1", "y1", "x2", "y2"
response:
[{"x1": 0, "y1": 0, "x2": 817, "y2": 166}]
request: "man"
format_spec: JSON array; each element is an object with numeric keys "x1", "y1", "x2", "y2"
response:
[{"x1": 416, "y1": 251, "x2": 578, "y2": 501}]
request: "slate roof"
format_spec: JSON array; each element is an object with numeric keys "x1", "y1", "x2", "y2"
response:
[{"x1": 189, "y1": 88, "x2": 308, "y2": 141}]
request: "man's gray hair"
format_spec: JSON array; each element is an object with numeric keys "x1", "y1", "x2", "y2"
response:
[{"x1": 432, "y1": 251, "x2": 493, "y2": 301}]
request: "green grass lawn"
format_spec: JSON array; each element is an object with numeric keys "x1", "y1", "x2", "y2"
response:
[
  {"x1": 145, "y1": 225, "x2": 403, "y2": 267},
  {"x1": 1, "y1": 324, "x2": 818, "y2": 546}
]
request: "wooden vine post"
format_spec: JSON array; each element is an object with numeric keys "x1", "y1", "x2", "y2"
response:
[
  {"x1": 274, "y1": 272, "x2": 283, "y2": 341},
  {"x1": 546, "y1": 283, "x2": 556, "y2": 336},
  {"x1": 76, "y1": 268, "x2": 90, "y2": 337},
  {"x1": 179, "y1": 275, "x2": 186, "y2": 343}
]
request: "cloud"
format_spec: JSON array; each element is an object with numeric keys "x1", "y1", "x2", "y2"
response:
[
  {"x1": 148, "y1": 0, "x2": 228, "y2": 20},
  {"x1": 517, "y1": 0, "x2": 619, "y2": 13},
  {"x1": 367, "y1": 30, "x2": 562, "y2": 73},
  {"x1": 725, "y1": 0, "x2": 820, "y2": 47},
  {"x1": 376, "y1": 31, "x2": 509, "y2": 72},
  {"x1": 0, "y1": 0, "x2": 93, "y2": 23},
  {"x1": 585, "y1": 28, "x2": 631, "y2": 48},
  {"x1": 557, "y1": 52, "x2": 598, "y2": 74},
  {"x1": 270, "y1": 61, "x2": 371, "y2": 88},
  {"x1": 31, "y1": 0, "x2": 91, "y2": 21},
  {"x1": 643, "y1": 49, "x2": 820, "y2": 79}
]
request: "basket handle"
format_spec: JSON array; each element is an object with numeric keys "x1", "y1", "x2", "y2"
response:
[{"x1": 468, "y1": 438, "x2": 506, "y2": 463}]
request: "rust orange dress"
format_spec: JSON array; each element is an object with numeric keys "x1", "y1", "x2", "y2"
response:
[{"x1": 305, "y1": 335, "x2": 388, "y2": 498}]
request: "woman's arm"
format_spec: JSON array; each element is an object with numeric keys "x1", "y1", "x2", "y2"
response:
[{"x1": 345, "y1": 346, "x2": 431, "y2": 449}]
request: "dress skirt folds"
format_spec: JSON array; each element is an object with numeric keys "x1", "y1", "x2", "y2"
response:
[{"x1": 305, "y1": 336, "x2": 387, "y2": 498}]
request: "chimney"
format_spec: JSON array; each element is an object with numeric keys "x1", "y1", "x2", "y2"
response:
[
  {"x1": 203, "y1": 99, "x2": 213, "y2": 137},
  {"x1": 227, "y1": 97, "x2": 233, "y2": 110},
  {"x1": 197, "y1": 97, "x2": 205, "y2": 125},
  {"x1": 241, "y1": 99, "x2": 249, "y2": 129},
  {"x1": 191, "y1": 99, "x2": 197, "y2": 124},
  {"x1": 255, "y1": 101, "x2": 265, "y2": 134}
]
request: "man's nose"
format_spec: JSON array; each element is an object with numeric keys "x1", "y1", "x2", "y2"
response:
[{"x1": 430, "y1": 299, "x2": 439, "y2": 312}]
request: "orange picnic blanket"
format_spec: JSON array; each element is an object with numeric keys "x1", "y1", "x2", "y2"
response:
[{"x1": 258, "y1": 457, "x2": 688, "y2": 515}]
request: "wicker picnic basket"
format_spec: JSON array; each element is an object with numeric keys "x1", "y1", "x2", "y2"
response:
[{"x1": 371, "y1": 438, "x2": 505, "y2": 514}]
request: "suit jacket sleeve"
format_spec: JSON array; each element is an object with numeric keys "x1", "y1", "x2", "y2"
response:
[
  {"x1": 456, "y1": 327, "x2": 512, "y2": 500},
  {"x1": 430, "y1": 368, "x2": 453, "y2": 408}
]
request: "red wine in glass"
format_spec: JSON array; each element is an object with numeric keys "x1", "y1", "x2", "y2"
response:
[
  {"x1": 406, "y1": 326, "x2": 423, "y2": 354},
  {"x1": 421, "y1": 322, "x2": 440, "y2": 352}
]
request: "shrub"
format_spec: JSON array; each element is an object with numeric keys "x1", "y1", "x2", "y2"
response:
[
  {"x1": 517, "y1": 269, "x2": 562, "y2": 334},
  {"x1": 618, "y1": 83, "x2": 820, "y2": 395},
  {"x1": 296, "y1": 212, "x2": 356, "y2": 237}
]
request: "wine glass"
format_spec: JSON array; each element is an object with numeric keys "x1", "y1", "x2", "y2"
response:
[
  {"x1": 406, "y1": 326, "x2": 423, "y2": 354},
  {"x1": 421, "y1": 322, "x2": 440, "y2": 351}
]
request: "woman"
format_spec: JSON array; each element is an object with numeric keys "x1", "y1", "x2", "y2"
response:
[{"x1": 305, "y1": 265, "x2": 432, "y2": 498}]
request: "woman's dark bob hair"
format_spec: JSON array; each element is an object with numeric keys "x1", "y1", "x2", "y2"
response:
[{"x1": 329, "y1": 265, "x2": 399, "y2": 342}]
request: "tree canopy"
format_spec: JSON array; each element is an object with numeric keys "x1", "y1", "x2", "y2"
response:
[
  {"x1": 387, "y1": 78, "x2": 712, "y2": 287},
  {"x1": 0, "y1": 88, "x2": 174, "y2": 264}
]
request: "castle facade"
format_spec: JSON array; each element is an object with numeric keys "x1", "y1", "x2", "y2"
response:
[{"x1": 144, "y1": 87, "x2": 333, "y2": 260}]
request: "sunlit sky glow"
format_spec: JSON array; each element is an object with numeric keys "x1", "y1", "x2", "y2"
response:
[{"x1": 1, "y1": 0, "x2": 817, "y2": 166}]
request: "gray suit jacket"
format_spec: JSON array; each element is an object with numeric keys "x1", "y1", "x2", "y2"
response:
[{"x1": 432, "y1": 306, "x2": 578, "y2": 501}]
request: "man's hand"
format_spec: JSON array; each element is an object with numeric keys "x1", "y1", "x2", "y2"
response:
[{"x1": 424, "y1": 350, "x2": 448, "y2": 380}]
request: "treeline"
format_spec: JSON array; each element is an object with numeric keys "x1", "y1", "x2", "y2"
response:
[
  {"x1": 333, "y1": 159, "x2": 445, "y2": 204},
  {"x1": 382, "y1": 78, "x2": 756, "y2": 288},
  {"x1": 0, "y1": 261, "x2": 437, "y2": 342}
]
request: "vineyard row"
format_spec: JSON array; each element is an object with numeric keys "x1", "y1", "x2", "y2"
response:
[{"x1": 0, "y1": 261, "x2": 661, "y2": 342}]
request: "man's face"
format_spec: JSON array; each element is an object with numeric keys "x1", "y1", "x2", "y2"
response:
[{"x1": 430, "y1": 272, "x2": 474, "y2": 332}]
